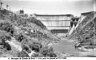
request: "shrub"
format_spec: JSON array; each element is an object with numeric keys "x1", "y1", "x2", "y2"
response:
[
  {"x1": 0, "y1": 37, "x2": 11, "y2": 51},
  {"x1": 15, "y1": 34, "x2": 24, "y2": 42},
  {"x1": 0, "y1": 22, "x2": 14, "y2": 34},
  {"x1": 3, "y1": 42, "x2": 11, "y2": 50},
  {"x1": 0, "y1": 33, "x2": 11, "y2": 41},
  {"x1": 40, "y1": 46, "x2": 56, "y2": 57},
  {"x1": 29, "y1": 42, "x2": 42, "y2": 52},
  {"x1": 47, "y1": 52, "x2": 57, "y2": 57},
  {"x1": 17, "y1": 51, "x2": 29, "y2": 57},
  {"x1": 31, "y1": 53, "x2": 44, "y2": 57},
  {"x1": 22, "y1": 45, "x2": 31, "y2": 53}
]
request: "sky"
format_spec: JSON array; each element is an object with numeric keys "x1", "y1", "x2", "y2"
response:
[{"x1": 0, "y1": 0, "x2": 96, "y2": 16}]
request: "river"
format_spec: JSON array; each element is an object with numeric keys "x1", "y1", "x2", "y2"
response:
[{"x1": 52, "y1": 37, "x2": 96, "y2": 57}]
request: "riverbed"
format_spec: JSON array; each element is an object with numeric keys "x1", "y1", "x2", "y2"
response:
[{"x1": 52, "y1": 37, "x2": 96, "y2": 57}]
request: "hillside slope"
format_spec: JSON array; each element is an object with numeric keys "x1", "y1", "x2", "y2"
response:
[
  {"x1": 0, "y1": 9, "x2": 63, "y2": 57},
  {"x1": 69, "y1": 11, "x2": 96, "y2": 49}
]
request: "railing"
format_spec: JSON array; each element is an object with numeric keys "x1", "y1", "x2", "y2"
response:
[{"x1": 40, "y1": 20, "x2": 70, "y2": 21}]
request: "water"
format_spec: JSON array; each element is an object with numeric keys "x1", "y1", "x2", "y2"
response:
[
  {"x1": 52, "y1": 37, "x2": 96, "y2": 57},
  {"x1": 52, "y1": 38, "x2": 80, "y2": 57}
]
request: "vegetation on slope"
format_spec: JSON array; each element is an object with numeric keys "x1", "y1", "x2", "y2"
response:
[
  {"x1": 0, "y1": 9, "x2": 64, "y2": 57},
  {"x1": 72, "y1": 12, "x2": 96, "y2": 49}
]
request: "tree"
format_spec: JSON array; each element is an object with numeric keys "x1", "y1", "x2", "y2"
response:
[
  {"x1": 0, "y1": 2, "x2": 3, "y2": 10},
  {"x1": 19, "y1": 10, "x2": 24, "y2": 14},
  {"x1": 6, "y1": 5, "x2": 9, "y2": 10}
]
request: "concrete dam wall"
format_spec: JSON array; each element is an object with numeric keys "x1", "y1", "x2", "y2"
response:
[{"x1": 35, "y1": 14, "x2": 73, "y2": 31}]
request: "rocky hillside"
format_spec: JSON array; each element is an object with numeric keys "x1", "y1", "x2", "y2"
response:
[
  {"x1": 70, "y1": 11, "x2": 96, "y2": 48},
  {"x1": 0, "y1": 9, "x2": 62, "y2": 57}
]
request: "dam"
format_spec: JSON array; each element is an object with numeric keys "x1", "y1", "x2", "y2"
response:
[{"x1": 34, "y1": 14, "x2": 74, "y2": 33}]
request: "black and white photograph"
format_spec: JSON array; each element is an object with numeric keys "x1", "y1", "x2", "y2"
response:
[{"x1": 0, "y1": 0, "x2": 96, "y2": 59}]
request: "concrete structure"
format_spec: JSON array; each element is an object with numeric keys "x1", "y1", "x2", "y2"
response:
[
  {"x1": 68, "y1": 17, "x2": 79, "y2": 36},
  {"x1": 34, "y1": 14, "x2": 73, "y2": 33}
]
